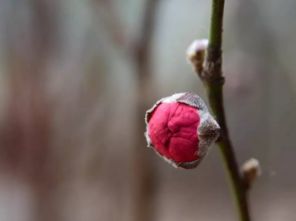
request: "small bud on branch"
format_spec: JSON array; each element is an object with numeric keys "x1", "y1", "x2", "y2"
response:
[
  {"x1": 242, "y1": 158, "x2": 261, "y2": 190},
  {"x1": 186, "y1": 39, "x2": 209, "y2": 74}
]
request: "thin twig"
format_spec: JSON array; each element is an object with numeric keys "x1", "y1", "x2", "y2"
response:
[{"x1": 201, "y1": 0, "x2": 251, "y2": 220}]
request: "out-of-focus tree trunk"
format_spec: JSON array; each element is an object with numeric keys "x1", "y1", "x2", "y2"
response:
[
  {"x1": 0, "y1": 0, "x2": 60, "y2": 220},
  {"x1": 93, "y1": 1, "x2": 162, "y2": 220},
  {"x1": 132, "y1": 1, "x2": 160, "y2": 221}
]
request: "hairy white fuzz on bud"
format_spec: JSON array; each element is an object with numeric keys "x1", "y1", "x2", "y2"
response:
[
  {"x1": 186, "y1": 39, "x2": 209, "y2": 73},
  {"x1": 242, "y1": 158, "x2": 261, "y2": 188}
]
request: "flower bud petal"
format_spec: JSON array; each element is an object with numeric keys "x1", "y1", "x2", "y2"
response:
[{"x1": 145, "y1": 92, "x2": 220, "y2": 169}]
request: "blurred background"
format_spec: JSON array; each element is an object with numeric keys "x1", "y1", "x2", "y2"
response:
[{"x1": 0, "y1": 0, "x2": 295, "y2": 220}]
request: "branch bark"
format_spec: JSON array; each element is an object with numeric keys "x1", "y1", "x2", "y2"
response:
[{"x1": 201, "y1": 0, "x2": 251, "y2": 220}]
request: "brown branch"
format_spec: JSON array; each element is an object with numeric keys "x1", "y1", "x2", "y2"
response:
[{"x1": 192, "y1": 0, "x2": 252, "y2": 220}]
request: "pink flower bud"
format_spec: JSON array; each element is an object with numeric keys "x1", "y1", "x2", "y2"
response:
[{"x1": 145, "y1": 92, "x2": 220, "y2": 169}]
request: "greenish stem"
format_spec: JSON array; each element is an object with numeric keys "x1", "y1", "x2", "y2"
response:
[
  {"x1": 203, "y1": 0, "x2": 251, "y2": 221},
  {"x1": 205, "y1": 83, "x2": 251, "y2": 221}
]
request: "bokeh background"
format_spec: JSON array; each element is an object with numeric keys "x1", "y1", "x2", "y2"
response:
[{"x1": 0, "y1": 0, "x2": 295, "y2": 220}]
